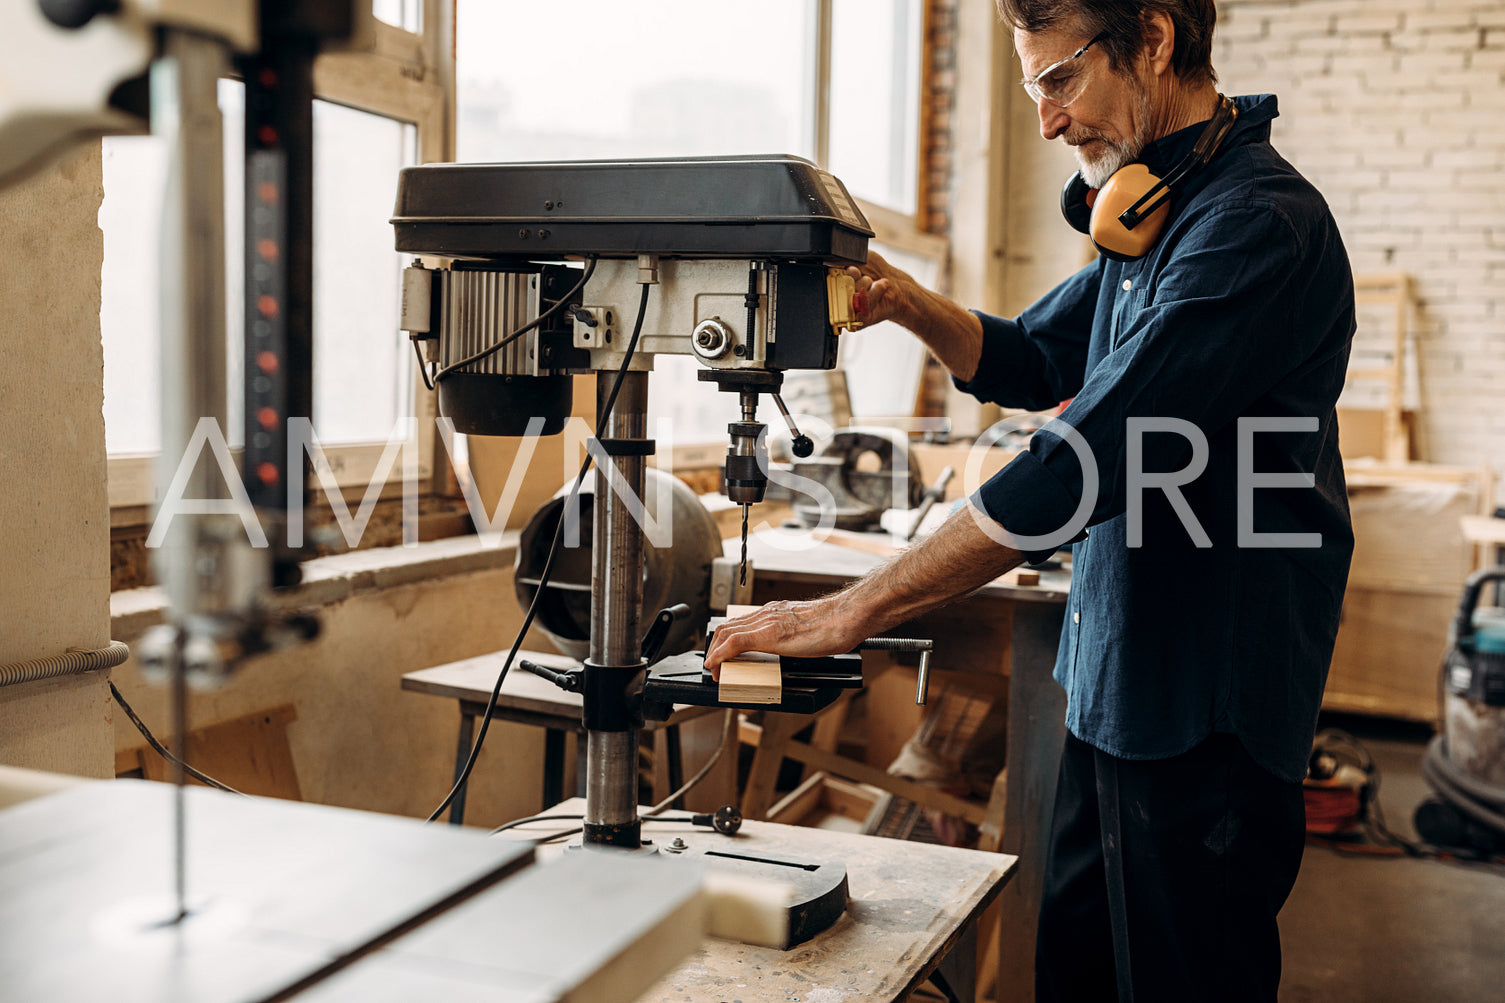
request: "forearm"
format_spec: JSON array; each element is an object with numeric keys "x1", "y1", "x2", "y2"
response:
[
  {"x1": 839, "y1": 504, "x2": 1026, "y2": 635},
  {"x1": 900, "y1": 288, "x2": 985, "y2": 384}
]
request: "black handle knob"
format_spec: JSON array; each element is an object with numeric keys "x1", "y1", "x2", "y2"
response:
[
  {"x1": 38, "y1": 0, "x2": 119, "y2": 30},
  {"x1": 791, "y1": 434, "x2": 815, "y2": 458}
]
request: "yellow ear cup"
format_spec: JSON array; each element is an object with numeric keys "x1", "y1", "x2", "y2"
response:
[{"x1": 1090, "y1": 163, "x2": 1172, "y2": 261}]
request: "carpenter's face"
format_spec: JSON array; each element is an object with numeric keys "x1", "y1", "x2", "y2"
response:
[{"x1": 1016, "y1": 23, "x2": 1152, "y2": 188}]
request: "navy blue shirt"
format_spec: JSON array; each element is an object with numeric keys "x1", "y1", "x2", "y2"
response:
[{"x1": 955, "y1": 95, "x2": 1355, "y2": 783}]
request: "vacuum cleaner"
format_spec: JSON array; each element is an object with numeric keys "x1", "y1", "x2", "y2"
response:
[{"x1": 1415, "y1": 567, "x2": 1505, "y2": 856}]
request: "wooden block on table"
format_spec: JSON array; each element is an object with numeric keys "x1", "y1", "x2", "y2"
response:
[
  {"x1": 1000, "y1": 567, "x2": 1040, "y2": 586},
  {"x1": 715, "y1": 604, "x2": 782, "y2": 703},
  {"x1": 719, "y1": 655, "x2": 782, "y2": 705}
]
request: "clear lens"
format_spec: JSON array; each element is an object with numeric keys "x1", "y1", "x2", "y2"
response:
[{"x1": 1021, "y1": 34, "x2": 1103, "y2": 107}]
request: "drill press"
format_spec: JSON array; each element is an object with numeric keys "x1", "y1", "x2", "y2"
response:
[{"x1": 393, "y1": 154, "x2": 872, "y2": 849}]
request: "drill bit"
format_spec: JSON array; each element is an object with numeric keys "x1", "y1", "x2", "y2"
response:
[{"x1": 740, "y1": 504, "x2": 749, "y2": 585}]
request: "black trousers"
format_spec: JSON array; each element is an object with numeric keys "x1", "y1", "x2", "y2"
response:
[{"x1": 1035, "y1": 732, "x2": 1306, "y2": 1003}]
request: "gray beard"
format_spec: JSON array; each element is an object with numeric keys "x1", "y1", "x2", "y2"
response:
[
  {"x1": 1073, "y1": 87, "x2": 1153, "y2": 189},
  {"x1": 1077, "y1": 140, "x2": 1137, "y2": 188}
]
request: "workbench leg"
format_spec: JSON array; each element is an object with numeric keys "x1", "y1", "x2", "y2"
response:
[
  {"x1": 798, "y1": 690, "x2": 854, "y2": 784},
  {"x1": 935, "y1": 920, "x2": 978, "y2": 1002},
  {"x1": 741, "y1": 711, "x2": 806, "y2": 820},
  {"x1": 664, "y1": 724, "x2": 685, "y2": 809},
  {"x1": 543, "y1": 728, "x2": 565, "y2": 810},
  {"x1": 994, "y1": 604, "x2": 1068, "y2": 1003},
  {"x1": 450, "y1": 711, "x2": 475, "y2": 826}
]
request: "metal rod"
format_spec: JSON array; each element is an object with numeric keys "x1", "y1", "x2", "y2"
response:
[
  {"x1": 150, "y1": 29, "x2": 235, "y2": 927},
  {"x1": 171, "y1": 633, "x2": 187, "y2": 923},
  {"x1": 858, "y1": 637, "x2": 935, "y2": 706},
  {"x1": 585, "y1": 370, "x2": 649, "y2": 844},
  {"x1": 152, "y1": 32, "x2": 237, "y2": 618}
]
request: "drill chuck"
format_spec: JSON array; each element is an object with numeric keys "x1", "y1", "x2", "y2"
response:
[{"x1": 725, "y1": 420, "x2": 768, "y2": 504}]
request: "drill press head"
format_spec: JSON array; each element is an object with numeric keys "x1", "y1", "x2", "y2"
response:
[{"x1": 392, "y1": 154, "x2": 872, "y2": 436}]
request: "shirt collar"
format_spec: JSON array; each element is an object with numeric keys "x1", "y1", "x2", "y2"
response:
[{"x1": 1139, "y1": 93, "x2": 1279, "y2": 176}]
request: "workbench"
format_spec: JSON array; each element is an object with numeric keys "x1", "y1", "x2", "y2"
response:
[
  {"x1": 735, "y1": 528, "x2": 1070, "y2": 1003},
  {"x1": 500, "y1": 797, "x2": 1018, "y2": 1003}
]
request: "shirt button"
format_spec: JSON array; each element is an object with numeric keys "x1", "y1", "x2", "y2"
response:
[
  {"x1": 1122, "y1": 279, "x2": 1133, "y2": 291},
  {"x1": 1073, "y1": 611, "x2": 1081, "y2": 624}
]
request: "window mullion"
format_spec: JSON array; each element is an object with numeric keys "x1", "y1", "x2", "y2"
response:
[{"x1": 814, "y1": 0, "x2": 832, "y2": 168}]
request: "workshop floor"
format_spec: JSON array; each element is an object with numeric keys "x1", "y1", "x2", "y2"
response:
[{"x1": 1279, "y1": 716, "x2": 1505, "y2": 1002}]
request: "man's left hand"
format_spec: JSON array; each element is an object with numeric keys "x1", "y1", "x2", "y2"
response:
[{"x1": 703, "y1": 597, "x2": 867, "y2": 680}]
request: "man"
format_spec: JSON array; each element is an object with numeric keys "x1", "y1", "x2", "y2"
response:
[{"x1": 707, "y1": 1, "x2": 1354, "y2": 1000}]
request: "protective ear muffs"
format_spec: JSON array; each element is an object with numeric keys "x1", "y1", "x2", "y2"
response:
[{"x1": 1060, "y1": 95, "x2": 1238, "y2": 262}]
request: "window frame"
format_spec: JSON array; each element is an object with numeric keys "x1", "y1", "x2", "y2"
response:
[{"x1": 106, "y1": 2, "x2": 455, "y2": 516}]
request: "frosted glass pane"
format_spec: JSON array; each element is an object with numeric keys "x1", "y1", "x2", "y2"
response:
[
  {"x1": 828, "y1": 0, "x2": 921, "y2": 213},
  {"x1": 101, "y1": 85, "x2": 415, "y2": 456},
  {"x1": 456, "y1": 0, "x2": 816, "y2": 163}
]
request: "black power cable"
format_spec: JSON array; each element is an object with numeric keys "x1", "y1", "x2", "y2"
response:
[
  {"x1": 109, "y1": 681, "x2": 246, "y2": 796},
  {"x1": 426, "y1": 279, "x2": 653, "y2": 823}
]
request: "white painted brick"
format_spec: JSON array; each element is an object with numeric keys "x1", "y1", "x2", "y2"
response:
[
  {"x1": 1420, "y1": 109, "x2": 1481, "y2": 131},
  {"x1": 1220, "y1": 17, "x2": 1270, "y2": 42},
  {"x1": 1471, "y1": 48, "x2": 1505, "y2": 71},
  {"x1": 1354, "y1": 189, "x2": 1428, "y2": 211},
  {"x1": 1295, "y1": 35, "x2": 1348, "y2": 53},
  {"x1": 1430, "y1": 69, "x2": 1504, "y2": 91},
  {"x1": 1397, "y1": 50, "x2": 1471, "y2": 74},
  {"x1": 1404, "y1": 11, "x2": 1478, "y2": 33},
  {"x1": 1423, "y1": 29, "x2": 1485, "y2": 51},
  {"x1": 1330, "y1": 52, "x2": 1400, "y2": 75},
  {"x1": 1385, "y1": 169, "x2": 1444, "y2": 189},
  {"x1": 1337, "y1": 12, "x2": 1403, "y2": 33},
  {"x1": 1267, "y1": 16, "x2": 1333, "y2": 41},
  {"x1": 1359, "y1": 147, "x2": 1430, "y2": 168},
  {"x1": 1424, "y1": 190, "x2": 1498, "y2": 212},
  {"x1": 1385, "y1": 91, "x2": 1447, "y2": 111},
  {"x1": 1457, "y1": 169, "x2": 1503, "y2": 188},
  {"x1": 1466, "y1": 84, "x2": 1505, "y2": 108},
  {"x1": 1432, "y1": 148, "x2": 1505, "y2": 169}
]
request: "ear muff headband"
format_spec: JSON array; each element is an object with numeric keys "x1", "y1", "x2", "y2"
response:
[{"x1": 1059, "y1": 95, "x2": 1239, "y2": 262}]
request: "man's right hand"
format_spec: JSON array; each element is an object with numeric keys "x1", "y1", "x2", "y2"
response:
[
  {"x1": 846, "y1": 249, "x2": 924, "y2": 328},
  {"x1": 844, "y1": 249, "x2": 985, "y2": 384}
]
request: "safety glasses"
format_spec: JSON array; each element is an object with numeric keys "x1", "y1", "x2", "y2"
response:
[{"x1": 1021, "y1": 31, "x2": 1110, "y2": 107}]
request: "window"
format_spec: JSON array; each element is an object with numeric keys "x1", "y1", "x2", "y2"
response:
[
  {"x1": 828, "y1": 0, "x2": 924, "y2": 215},
  {"x1": 455, "y1": 0, "x2": 935, "y2": 446},
  {"x1": 101, "y1": 3, "x2": 452, "y2": 510},
  {"x1": 456, "y1": 0, "x2": 923, "y2": 216}
]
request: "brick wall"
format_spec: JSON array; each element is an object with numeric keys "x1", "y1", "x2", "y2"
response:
[
  {"x1": 1214, "y1": 1, "x2": 1505, "y2": 477},
  {"x1": 925, "y1": 0, "x2": 959, "y2": 236}
]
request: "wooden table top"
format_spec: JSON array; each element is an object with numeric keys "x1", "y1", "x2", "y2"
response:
[
  {"x1": 733, "y1": 529, "x2": 1071, "y2": 603},
  {"x1": 502, "y1": 798, "x2": 1018, "y2": 1003}
]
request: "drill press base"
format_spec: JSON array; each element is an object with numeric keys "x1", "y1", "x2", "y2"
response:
[{"x1": 663, "y1": 841, "x2": 849, "y2": 949}]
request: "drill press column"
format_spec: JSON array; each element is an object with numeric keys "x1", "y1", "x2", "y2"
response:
[{"x1": 584, "y1": 369, "x2": 649, "y2": 848}]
